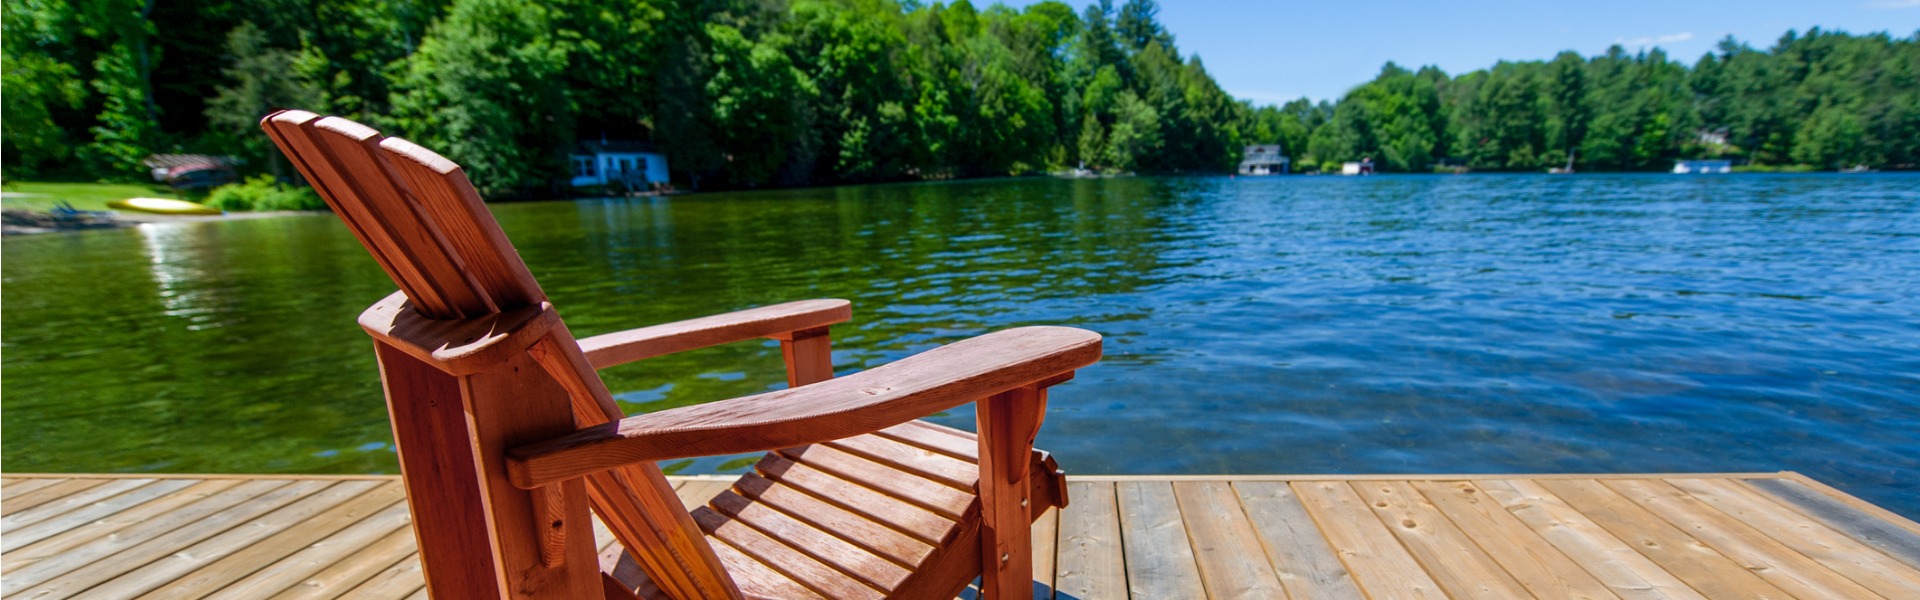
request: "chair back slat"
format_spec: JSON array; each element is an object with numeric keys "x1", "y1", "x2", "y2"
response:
[
  {"x1": 262, "y1": 111, "x2": 492, "y2": 318},
  {"x1": 376, "y1": 136, "x2": 544, "y2": 311},
  {"x1": 262, "y1": 112, "x2": 435, "y2": 311}
]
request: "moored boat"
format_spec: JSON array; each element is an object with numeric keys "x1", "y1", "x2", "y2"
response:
[{"x1": 108, "y1": 197, "x2": 223, "y2": 216}]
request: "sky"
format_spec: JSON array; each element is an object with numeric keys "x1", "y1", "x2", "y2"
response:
[{"x1": 998, "y1": 0, "x2": 1920, "y2": 105}]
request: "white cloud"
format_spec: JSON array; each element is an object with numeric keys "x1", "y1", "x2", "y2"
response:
[
  {"x1": 1616, "y1": 31, "x2": 1696, "y2": 47},
  {"x1": 1865, "y1": 0, "x2": 1920, "y2": 8}
]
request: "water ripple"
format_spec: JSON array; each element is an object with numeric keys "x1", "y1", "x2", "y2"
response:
[{"x1": 2, "y1": 174, "x2": 1916, "y2": 517}]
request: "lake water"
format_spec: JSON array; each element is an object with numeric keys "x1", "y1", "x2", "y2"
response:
[{"x1": 4, "y1": 174, "x2": 1916, "y2": 517}]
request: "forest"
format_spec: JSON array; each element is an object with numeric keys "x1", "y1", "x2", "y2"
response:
[
  {"x1": 5, "y1": 0, "x2": 1916, "y2": 197},
  {"x1": 1247, "y1": 30, "x2": 1920, "y2": 174}
]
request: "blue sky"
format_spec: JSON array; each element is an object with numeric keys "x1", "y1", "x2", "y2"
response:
[{"x1": 998, "y1": 0, "x2": 1920, "y2": 105}]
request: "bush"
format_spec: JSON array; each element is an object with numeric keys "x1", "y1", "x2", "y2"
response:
[
  {"x1": 205, "y1": 175, "x2": 326, "y2": 211},
  {"x1": 1731, "y1": 164, "x2": 1817, "y2": 173}
]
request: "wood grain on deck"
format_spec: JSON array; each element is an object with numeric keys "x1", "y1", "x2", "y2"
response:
[{"x1": 3, "y1": 473, "x2": 1916, "y2": 599}]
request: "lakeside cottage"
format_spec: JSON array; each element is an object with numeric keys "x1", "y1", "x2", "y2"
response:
[
  {"x1": 569, "y1": 140, "x2": 670, "y2": 189},
  {"x1": 1238, "y1": 144, "x2": 1290, "y2": 175}
]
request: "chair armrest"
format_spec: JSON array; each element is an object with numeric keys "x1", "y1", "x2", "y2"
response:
[
  {"x1": 576, "y1": 299, "x2": 851, "y2": 369},
  {"x1": 358, "y1": 291, "x2": 560, "y2": 376},
  {"x1": 506, "y1": 326, "x2": 1101, "y2": 489}
]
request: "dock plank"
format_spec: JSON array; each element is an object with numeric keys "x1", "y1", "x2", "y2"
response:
[
  {"x1": 334, "y1": 552, "x2": 426, "y2": 600},
  {"x1": 1116, "y1": 481, "x2": 1205, "y2": 599},
  {"x1": 1233, "y1": 481, "x2": 1362, "y2": 600},
  {"x1": 1408, "y1": 480, "x2": 1617, "y2": 600},
  {"x1": 268, "y1": 527, "x2": 418, "y2": 600},
  {"x1": 1029, "y1": 507, "x2": 1059, "y2": 600},
  {"x1": 1290, "y1": 480, "x2": 1447, "y2": 599},
  {"x1": 1, "y1": 478, "x2": 64, "y2": 502},
  {"x1": 201, "y1": 501, "x2": 414, "y2": 599},
  {"x1": 2, "y1": 479, "x2": 109, "y2": 516},
  {"x1": 1536, "y1": 479, "x2": 1791, "y2": 599},
  {"x1": 675, "y1": 479, "x2": 732, "y2": 510},
  {"x1": 1668, "y1": 477, "x2": 1920, "y2": 599},
  {"x1": 1742, "y1": 477, "x2": 1920, "y2": 570},
  {"x1": 1477, "y1": 479, "x2": 1706, "y2": 600},
  {"x1": 1172, "y1": 481, "x2": 1289, "y2": 599},
  {"x1": 4, "y1": 480, "x2": 247, "y2": 574},
  {"x1": 1, "y1": 479, "x2": 321, "y2": 597},
  {"x1": 128, "y1": 482, "x2": 407, "y2": 599},
  {"x1": 2, "y1": 479, "x2": 198, "y2": 554},
  {"x1": 1054, "y1": 481, "x2": 1124, "y2": 600},
  {"x1": 3, "y1": 472, "x2": 1917, "y2": 600},
  {"x1": 2, "y1": 479, "x2": 152, "y2": 532},
  {"x1": 1351, "y1": 480, "x2": 1532, "y2": 599},
  {"x1": 1602, "y1": 478, "x2": 1886, "y2": 599},
  {"x1": 22, "y1": 480, "x2": 384, "y2": 600}
]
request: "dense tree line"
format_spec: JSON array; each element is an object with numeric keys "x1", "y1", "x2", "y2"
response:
[
  {"x1": 4, "y1": 0, "x2": 1247, "y2": 195},
  {"x1": 5, "y1": 0, "x2": 1914, "y2": 196},
  {"x1": 1250, "y1": 29, "x2": 1920, "y2": 173}
]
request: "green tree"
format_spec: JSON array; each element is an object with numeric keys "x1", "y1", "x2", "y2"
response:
[
  {"x1": 2, "y1": 1, "x2": 88, "y2": 176},
  {"x1": 391, "y1": 0, "x2": 571, "y2": 196},
  {"x1": 1792, "y1": 106, "x2": 1867, "y2": 167},
  {"x1": 1102, "y1": 90, "x2": 1160, "y2": 170},
  {"x1": 1114, "y1": 0, "x2": 1171, "y2": 52},
  {"x1": 704, "y1": 22, "x2": 815, "y2": 185},
  {"x1": 1542, "y1": 51, "x2": 1588, "y2": 167},
  {"x1": 204, "y1": 22, "x2": 323, "y2": 175}
]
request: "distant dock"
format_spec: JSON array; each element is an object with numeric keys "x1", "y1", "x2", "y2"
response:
[{"x1": 4, "y1": 472, "x2": 1917, "y2": 598}]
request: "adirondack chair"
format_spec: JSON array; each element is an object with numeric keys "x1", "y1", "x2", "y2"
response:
[{"x1": 259, "y1": 110, "x2": 1100, "y2": 600}]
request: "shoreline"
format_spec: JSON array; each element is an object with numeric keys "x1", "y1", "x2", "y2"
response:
[{"x1": 1, "y1": 207, "x2": 322, "y2": 236}]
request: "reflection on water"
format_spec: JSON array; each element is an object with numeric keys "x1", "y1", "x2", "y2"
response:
[{"x1": 3, "y1": 174, "x2": 1917, "y2": 518}]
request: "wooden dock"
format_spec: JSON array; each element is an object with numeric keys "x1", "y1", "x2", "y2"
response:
[{"x1": 3, "y1": 472, "x2": 1917, "y2": 599}]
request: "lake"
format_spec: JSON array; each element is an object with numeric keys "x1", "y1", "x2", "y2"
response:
[{"x1": 3, "y1": 174, "x2": 1916, "y2": 518}]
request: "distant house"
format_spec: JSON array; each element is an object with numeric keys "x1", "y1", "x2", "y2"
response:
[
  {"x1": 142, "y1": 154, "x2": 239, "y2": 189},
  {"x1": 1238, "y1": 145, "x2": 1290, "y2": 175},
  {"x1": 1673, "y1": 159, "x2": 1732, "y2": 174},
  {"x1": 1340, "y1": 158, "x2": 1376, "y2": 176},
  {"x1": 570, "y1": 140, "x2": 669, "y2": 189}
]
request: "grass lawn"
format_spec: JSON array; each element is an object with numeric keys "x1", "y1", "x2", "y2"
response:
[{"x1": 1, "y1": 181, "x2": 189, "y2": 212}]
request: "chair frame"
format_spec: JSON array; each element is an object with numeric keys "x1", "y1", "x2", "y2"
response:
[{"x1": 261, "y1": 110, "x2": 1100, "y2": 599}]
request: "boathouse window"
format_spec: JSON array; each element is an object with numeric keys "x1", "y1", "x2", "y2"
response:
[{"x1": 572, "y1": 157, "x2": 595, "y2": 177}]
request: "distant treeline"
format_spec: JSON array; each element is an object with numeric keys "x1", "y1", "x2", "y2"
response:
[
  {"x1": 5, "y1": 1, "x2": 1916, "y2": 198},
  {"x1": 1251, "y1": 29, "x2": 1920, "y2": 174}
]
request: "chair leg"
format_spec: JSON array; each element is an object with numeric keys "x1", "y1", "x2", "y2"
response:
[{"x1": 977, "y1": 384, "x2": 1044, "y2": 600}]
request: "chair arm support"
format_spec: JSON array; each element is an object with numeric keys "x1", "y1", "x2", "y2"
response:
[
  {"x1": 506, "y1": 326, "x2": 1102, "y2": 489},
  {"x1": 575, "y1": 299, "x2": 852, "y2": 369}
]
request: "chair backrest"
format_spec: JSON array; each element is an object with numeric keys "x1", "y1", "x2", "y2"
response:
[
  {"x1": 262, "y1": 112, "x2": 538, "y2": 318},
  {"x1": 261, "y1": 110, "x2": 739, "y2": 599}
]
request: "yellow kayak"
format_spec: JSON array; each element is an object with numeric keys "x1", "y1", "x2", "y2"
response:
[{"x1": 109, "y1": 197, "x2": 222, "y2": 216}]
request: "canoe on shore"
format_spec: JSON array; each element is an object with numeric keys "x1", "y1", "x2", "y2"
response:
[{"x1": 109, "y1": 197, "x2": 221, "y2": 215}]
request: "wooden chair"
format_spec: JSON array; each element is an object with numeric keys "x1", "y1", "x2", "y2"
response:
[{"x1": 259, "y1": 110, "x2": 1100, "y2": 600}]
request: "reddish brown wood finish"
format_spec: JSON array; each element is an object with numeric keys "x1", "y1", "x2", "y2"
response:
[
  {"x1": 978, "y1": 385, "x2": 1044, "y2": 600},
  {"x1": 777, "y1": 326, "x2": 837, "y2": 387},
  {"x1": 579, "y1": 301, "x2": 850, "y2": 370},
  {"x1": 507, "y1": 327, "x2": 1100, "y2": 489},
  {"x1": 371, "y1": 342, "x2": 503, "y2": 599},
  {"x1": 263, "y1": 110, "x2": 739, "y2": 600},
  {"x1": 262, "y1": 110, "x2": 1096, "y2": 600}
]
